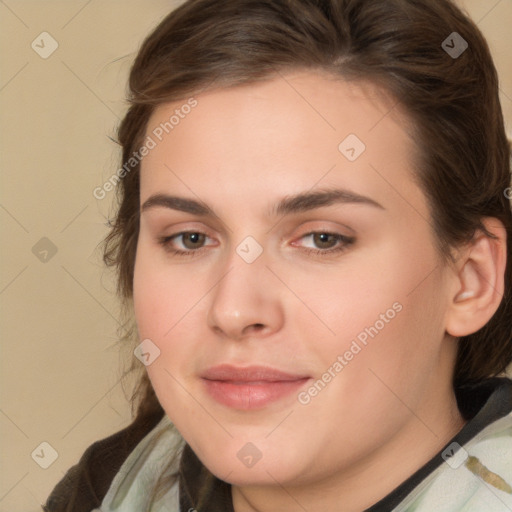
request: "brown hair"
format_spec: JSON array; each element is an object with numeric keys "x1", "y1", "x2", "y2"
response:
[{"x1": 103, "y1": 0, "x2": 511, "y2": 506}]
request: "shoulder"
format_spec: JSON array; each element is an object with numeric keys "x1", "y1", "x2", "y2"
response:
[
  {"x1": 42, "y1": 409, "x2": 164, "y2": 512},
  {"x1": 403, "y1": 410, "x2": 512, "y2": 511},
  {"x1": 396, "y1": 378, "x2": 512, "y2": 512}
]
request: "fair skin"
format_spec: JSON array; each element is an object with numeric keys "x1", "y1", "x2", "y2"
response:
[{"x1": 133, "y1": 71, "x2": 506, "y2": 512}]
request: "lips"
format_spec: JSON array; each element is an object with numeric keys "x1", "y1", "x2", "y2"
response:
[{"x1": 201, "y1": 364, "x2": 311, "y2": 410}]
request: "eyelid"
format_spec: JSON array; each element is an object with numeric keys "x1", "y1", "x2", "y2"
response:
[
  {"x1": 286, "y1": 219, "x2": 355, "y2": 241},
  {"x1": 155, "y1": 219, "x2": 218, "y2": 239},
  {"x1": 290, "y1": 231, "x2": 355, "y2": 251},
  {"x1": 292, "y1": 230, "x2": 352, "y2": 243}
]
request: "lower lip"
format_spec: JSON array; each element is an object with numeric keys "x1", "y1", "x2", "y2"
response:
[{"x1": 202, "y1": 378, "x2": 310, "y2": 410}]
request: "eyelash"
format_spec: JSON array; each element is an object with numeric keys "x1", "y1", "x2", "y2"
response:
[{"x1": 157, "y1": 231, "x2": 355, "y2": 258}]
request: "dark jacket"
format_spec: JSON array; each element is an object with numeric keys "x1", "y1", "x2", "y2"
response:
[{"x1": 42, "y1": 408, "x2": 164, "y2": 511}]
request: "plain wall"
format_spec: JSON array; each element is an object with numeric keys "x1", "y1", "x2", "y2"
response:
[{"x1": 0, "y1": 1, "x2": 511, "y2": 511}]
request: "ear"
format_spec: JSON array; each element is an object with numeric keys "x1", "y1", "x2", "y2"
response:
[{"x1": 445, "y1": 217, "x2": 507, "y2": 338}]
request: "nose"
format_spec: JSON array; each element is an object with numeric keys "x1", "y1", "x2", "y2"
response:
[{"x1": 207, "y1": 251, "x2": 285, "y2": 341}]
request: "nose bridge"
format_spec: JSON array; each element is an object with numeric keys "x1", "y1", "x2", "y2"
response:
[{"x1": 207, "y1": 242, "x2": 283, "y2": 339}]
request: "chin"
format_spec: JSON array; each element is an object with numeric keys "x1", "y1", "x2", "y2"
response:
[{"x1": 193, "y1": 436, "x2": 310, "y2": 486}]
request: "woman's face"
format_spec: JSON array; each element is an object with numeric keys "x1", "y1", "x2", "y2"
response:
[{"x1": 133, "y1": 72, "x2": 460, "y2": 490}]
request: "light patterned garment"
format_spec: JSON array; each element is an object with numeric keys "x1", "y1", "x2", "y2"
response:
[
  {"x1": 94, "y1": 382, "x2": 512, "y2": 512},
  {"x1": 92, "y1": 414, "x2": 182, "y2": 512},
  {"x1": 391, "y1": 414, "x2": 512, "y2": 511}
]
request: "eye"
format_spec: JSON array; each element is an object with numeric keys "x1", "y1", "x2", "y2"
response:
[
  {"x1": 177, "y1": 232, "x2": 207, "y2": 250},
  {"x1": 305, "y1": 233, "x2": 339, "y2": 249},
  {"x1": 158, "y1": 231, "x2": 216, "y2": 255},
  {"x1": 293, "y1": 232, "x2": 355, "y2": 255}
]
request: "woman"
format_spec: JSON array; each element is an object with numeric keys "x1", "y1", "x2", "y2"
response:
[{"x1": 44, "y1": 0, "x2": 512, "y2": 510}]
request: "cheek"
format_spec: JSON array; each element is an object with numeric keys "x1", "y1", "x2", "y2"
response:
[
  {"x1": 282, "y1": 246, "x2": 408, "y2": 355},
  {"x1": 290, "y1": 239, "x2": 446, "y2": 405},
  {"x1": 133, "y1": 242, "x2": 207, "y2": 340},
  {"x1": 133, "y1": 262, "x2": 202, "y2": 432},
  {"x1": 133, "y1": 250, "x2": 190, "y2": 382}
]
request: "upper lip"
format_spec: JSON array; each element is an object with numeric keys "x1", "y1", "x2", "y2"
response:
[{"x1": 201, "y1": 364, "x2": 309, "y2": 382}]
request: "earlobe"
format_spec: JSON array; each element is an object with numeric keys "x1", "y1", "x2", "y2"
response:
[{"x1": 446, "y1": 218, "x2": 507, "y2": 337}]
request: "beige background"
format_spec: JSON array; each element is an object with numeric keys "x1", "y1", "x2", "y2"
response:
[{"x1": 0, "y1": 1, "x2": 511, "y2": 511}]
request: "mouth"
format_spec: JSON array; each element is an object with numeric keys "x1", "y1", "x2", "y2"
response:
[{"x1": 200, "y1": 364, "x2": 311, "y2": 410}]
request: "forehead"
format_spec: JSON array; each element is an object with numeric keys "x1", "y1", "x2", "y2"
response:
[{"x1": 140, "y1": 71, "x2": 424, "y2": 217}]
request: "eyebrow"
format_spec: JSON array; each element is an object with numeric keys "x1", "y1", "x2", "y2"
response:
[
  {"x1": 142, "y1": 194, "x2": 212, "y2": 215},
  {"x1": 140, "y1": 188, "x2": 384, "y2": 217},
  {"x1": 273, "y1": 188, "x2": 384, "y2": 216}
]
